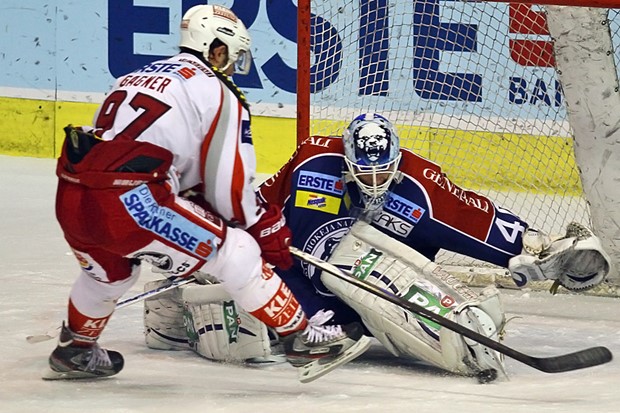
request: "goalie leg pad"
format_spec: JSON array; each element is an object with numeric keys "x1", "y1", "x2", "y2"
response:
[
  {"x1": 440, "y1": 286, "x2": 507, "y2": 378},
  {"x1": 182, "y1": 284, "x2": 281, "y2": 363},
  {"x1": 324, "y1": 221, "x2": 506, "y2": 376},
  {"x1": 144, "y1": 279, "x2": 190, "y2": 351},
  {"x1": 323, "y1": 277, "x2": 449, "y2": 369}
]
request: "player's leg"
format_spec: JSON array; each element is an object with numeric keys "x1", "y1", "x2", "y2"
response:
[
  {"x1": 46, "y1": 180, "x2": 144, "y2": 380},
  {"x1": 44, "y1": 247, "x2": 139, "y2": 380},
  {"x1": 277, "y1": 264, "x2": 364, "y2": 327}
]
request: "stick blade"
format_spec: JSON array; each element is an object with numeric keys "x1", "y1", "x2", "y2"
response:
[
  {"x1": 26, "y1": 333, "x2": 56, "y2": 344},
  {"x1": 533, "y1": 346, "x2": 612, "y2": 373}
]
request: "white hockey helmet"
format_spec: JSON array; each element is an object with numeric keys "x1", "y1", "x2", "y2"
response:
[
  {"x1": 180, "y1": 4, "x2": 252, "y2": 74},
  {"x1": 343, "y1": 113, "x2": 402, "y2": 198}
]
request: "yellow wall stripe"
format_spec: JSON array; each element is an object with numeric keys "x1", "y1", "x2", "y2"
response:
[{"x1": 0, "y1": 96, "x2": 582, "y2": 195}]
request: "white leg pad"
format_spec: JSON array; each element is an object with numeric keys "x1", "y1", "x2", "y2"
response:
[
  {"x1": 144, "y1": 279, "x2": 190, "y2": 351},
  {"x1": 439, "y1": 286, "x2": 507, "y2": 377},
  {"x1": 324, "y1": 221, "x2": 507, "y2": 376},
  {"x1": 182, "y1": 284, "x2": 278, "y2": 363}
]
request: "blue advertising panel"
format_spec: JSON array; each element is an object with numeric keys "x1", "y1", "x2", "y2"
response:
[{"x1": 1, "y1": 1, "x2": 618, "y2": 120}]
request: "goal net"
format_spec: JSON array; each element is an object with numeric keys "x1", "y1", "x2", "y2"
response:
[{"x1": 298, "y1": 0, "x2": 620, "y2": 294}]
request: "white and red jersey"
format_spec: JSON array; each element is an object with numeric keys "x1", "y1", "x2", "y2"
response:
[{"x1": 93, "y1": 53, "x2": 261, "y2": 228}]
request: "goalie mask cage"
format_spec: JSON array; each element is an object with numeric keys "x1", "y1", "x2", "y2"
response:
[{"x1": 296, "y1": 0, "x2": 620, "y2": 293}]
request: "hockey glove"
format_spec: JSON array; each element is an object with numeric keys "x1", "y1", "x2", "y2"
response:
[
  {"x1": 247, "y1": 204, "x2": 293, "y2": 270},
  {"x1": 508, "y1": 223, "x2": 610, "y2": 292}
]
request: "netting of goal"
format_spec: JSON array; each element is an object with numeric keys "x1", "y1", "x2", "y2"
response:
[{"x1": 296, "y1": 0, "x2": 620, "y2": 294}]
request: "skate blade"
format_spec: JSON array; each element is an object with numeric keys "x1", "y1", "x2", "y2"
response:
[
  {"x1": 297, "y1": 335, "x2": 371, "y2": 383},
  {"x1": 42, "y1": 368, "x2": 112, "y2": 381}
]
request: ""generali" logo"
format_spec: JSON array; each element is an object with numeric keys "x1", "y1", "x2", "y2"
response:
[{"x1": 422, "y1": 168, "x2": 490, "y2": 214}]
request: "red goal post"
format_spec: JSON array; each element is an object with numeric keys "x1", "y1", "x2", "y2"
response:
[{"x1": 295, "y1": 0, "x2": 620, "y2": 293}]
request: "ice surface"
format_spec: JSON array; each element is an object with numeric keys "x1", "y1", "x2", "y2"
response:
[{"x1": 1, "y1": 155, "x2": 619, "y2": 413}]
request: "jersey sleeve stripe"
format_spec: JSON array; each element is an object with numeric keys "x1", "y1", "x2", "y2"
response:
[
  {"x1": 230, "y1": 101, "x2": 247, "y2": 226},
  {"x1": 200, "y1": 84, "x2": 224, "y2": 194}
]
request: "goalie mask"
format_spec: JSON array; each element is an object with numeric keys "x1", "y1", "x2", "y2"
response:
[
  {"x1": 180, "y1": 5, "x2": 252, "y2": 75},
  {"x1": 343, "y1": 113, "x2": 402, "y2": 199}
]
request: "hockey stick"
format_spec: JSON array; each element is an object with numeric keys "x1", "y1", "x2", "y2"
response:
[
  {"x1": 289, "y1": 246, "x2": 613, "y2": 374},
  {"x1": 26, "y1": 276, "x2": 197, "y2": 344},
  {"x1": 116, "y1": 276, "x2": 196, "y2": 309}
]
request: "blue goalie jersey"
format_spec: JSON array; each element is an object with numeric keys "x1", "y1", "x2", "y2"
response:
[{"x1": 258, "y1": 136, "x2": 527, "y2": 324}]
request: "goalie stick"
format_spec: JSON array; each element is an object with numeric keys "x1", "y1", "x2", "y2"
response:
[
  {"x1": 26, "y1": 276, "x2": 197, "y2": 344},
  {"x1": 289, "y1": 246, "x2": 613, "y2": 374}
]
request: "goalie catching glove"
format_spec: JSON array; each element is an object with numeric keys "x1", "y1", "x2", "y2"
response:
[
  {"x1": 247, "y1": 204, "x2": 293, "y2": 270},
  {"x1": 508, "y1": 222, "x2": 611, "y2": 292}
]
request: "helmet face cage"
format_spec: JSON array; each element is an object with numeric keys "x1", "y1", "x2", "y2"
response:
[
  {"x1": 343, "y1": 113, "x2": 401, "y2": 198},
  {"x1": 180, "y1": 5, "x2": 252, "y2": 75},
  {"x1": 232, "y1": 48, "x2": 252, "y2": 74}
]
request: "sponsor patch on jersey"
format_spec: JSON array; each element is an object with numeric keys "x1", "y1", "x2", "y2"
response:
[
  {"x1": 133, "y1": 251, "x2": 173, "y2": 270},
  {"x1": 175, "y1": 66, "x2": 197, "y2": 80},
  {"x1": 120, "y1": 185, "x2": 218, "y2": 259},
  {"x1": 74, "y1": 251, "x2": 94, "y2": 272},
  {"x1": 384, "y1": 192, "x2": 426, "y2": 224},
  {"x1": 372, "y1": 211, "x2": 415, "y2": 237},
  {"x1": 294, "y1": 190, "x2": 341, "y2": 214},
  {"x1": 241, "y1": 120, "x2": 252, "y2": 144},
  {"x1": 136, "y1": 62, "x2": 182, "y2": 74},
  {"x1": 131, "y1": 240, "x2": 202, "y2": 277},
  {"x1": 297, "y1": 171, "x2": 344, "y2": 196}
]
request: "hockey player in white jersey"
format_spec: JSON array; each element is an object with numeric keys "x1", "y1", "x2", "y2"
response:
[
  {"x1": 143, "y1": 113, "x2": 610, "y2": 381},
  {"x1": 47, "y1": 4, "x2": 369, "y2": 382}
]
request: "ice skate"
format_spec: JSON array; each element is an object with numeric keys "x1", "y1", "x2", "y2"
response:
[
  {"x1": 283, "y1": 310, "x2": 371, "y2": 383},
  {"x1": 43, "y1": 322, "x2": 124, "y2": 380}
]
